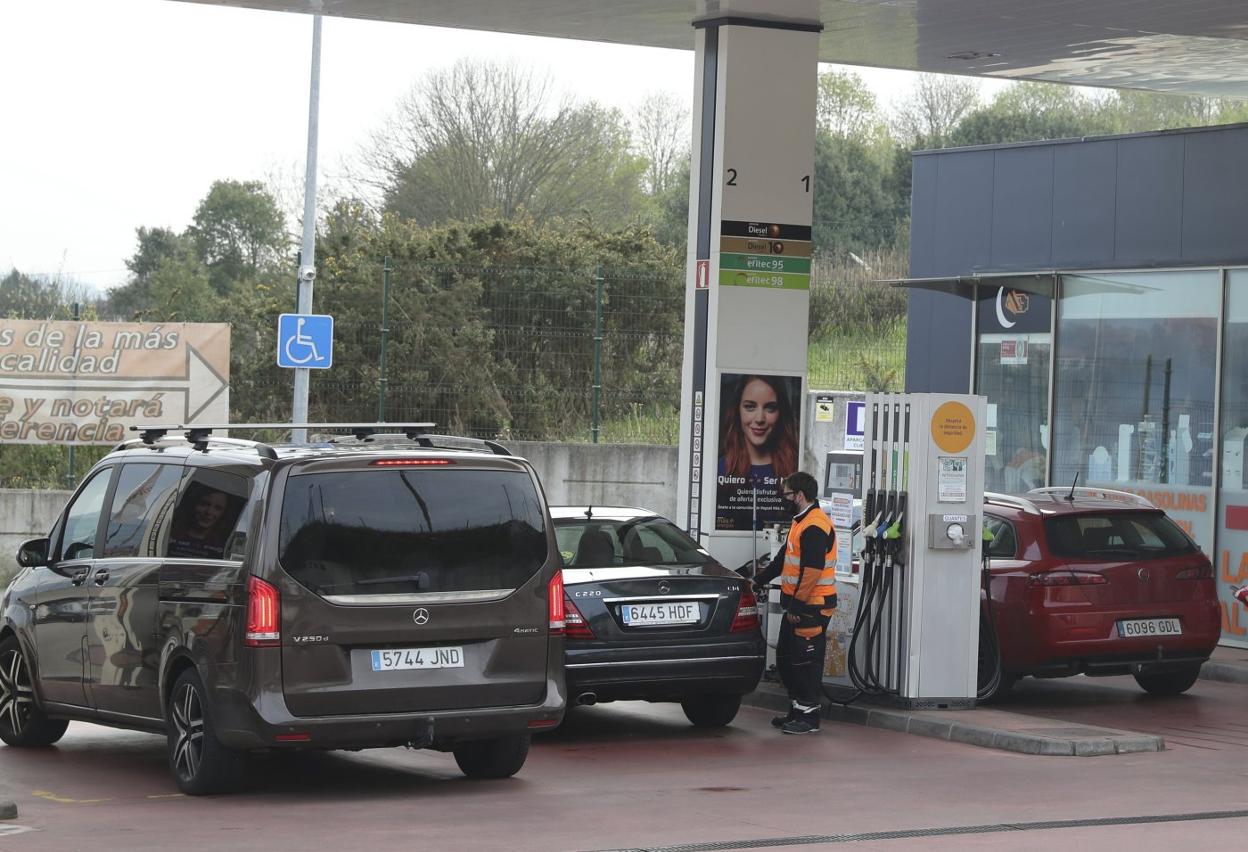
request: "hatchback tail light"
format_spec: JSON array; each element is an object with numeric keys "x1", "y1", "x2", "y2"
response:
[
  {"x1": 245, "y1": 576, "x2": 281, "y2": 647},
  {"x1": 562, "y1": 594, "x2": 595, "y2": 640},
  {"x1": 731, "y1": 587, "x2": 760, "y2": 633},
  {"x1": 548, "y1": 571, "x2": 566, "y2": 634},
  {"x1": 1028, "y1": 571, "x2": 1108, "y2": 587},
  {"x1": 1176, "y1": 563, "x2": 1214, "y2": 580}
]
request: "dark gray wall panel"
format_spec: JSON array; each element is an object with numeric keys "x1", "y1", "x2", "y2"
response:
[
  {"x1": 932, "y1": 151, "x2": 994, "y2": 277},
  {"x1": 1183, "y1": 127, "x2": 1248, "y2": 264},
  {"x1": 1114, "y1": 135, "x2": 1184, "y2": 265},
  {"x1": 990, "y1": 145, "x2": 1054, "y2": 269},
  {"x1": 1052, "y1": 140, "x2": 1117, "y2": 267},
  {"x1": 905, "y1": 288, "x2": 972, "y2": 394},
  {"x1": 909, "y1": 155, "x2": 939, "y2": 276}
]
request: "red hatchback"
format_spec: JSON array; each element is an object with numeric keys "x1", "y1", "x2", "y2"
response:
[{"x1": 981, "y1": 488, "x2": 1221, "y2": 701}]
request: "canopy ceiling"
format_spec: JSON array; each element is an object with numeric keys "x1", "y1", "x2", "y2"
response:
[{"x1": 175, "y1": 1, "x2": 1248, "y2": 98}]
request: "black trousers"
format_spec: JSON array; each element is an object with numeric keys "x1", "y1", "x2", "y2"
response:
[{"x1": 776, "y1": 617, "x2": 830, "y2": 716}]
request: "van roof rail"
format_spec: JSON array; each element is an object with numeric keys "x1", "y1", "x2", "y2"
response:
[
  {"x1": 1027, "y1": 486, "x2": 1156, "y2": 509},
  {"x1": 126, "y1": 422, "x2": 510, "y2": 457},
  {"x1": 127, "y1": 425, "x2": 280, "y2": 459},
  {"x1": 326, "y1": 430, "x2": 512, "y2": 457},
  {"x1": 984, "y1": 491, "x2": 1041, "y2": 515}
]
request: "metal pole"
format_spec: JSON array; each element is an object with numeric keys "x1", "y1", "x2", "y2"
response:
[
  {"x1": 66, "y1": 301, "x2": 80, "y2": 487},
  {"x1": 292, "y1": 13, "x2": 322, "y2": 445},
  {"x1": 378, "y1": 256, "x2": 391, "y2": 422},
  {"x1": 591, "y1": 266, "x2": 604, "y2": 443}
]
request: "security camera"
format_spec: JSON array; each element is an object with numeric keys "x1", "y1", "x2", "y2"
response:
[{"x1": 298, "y1": 266, "x2": 316, "y2": 283}]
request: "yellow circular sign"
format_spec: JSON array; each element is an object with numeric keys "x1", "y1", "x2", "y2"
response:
[{"x1": 931, "y1": 401, "x2": 976, "y2": 454}]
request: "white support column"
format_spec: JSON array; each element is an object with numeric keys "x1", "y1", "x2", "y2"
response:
[{"x1": 677, "y1": 9, "x2": 821, "y2": 569}]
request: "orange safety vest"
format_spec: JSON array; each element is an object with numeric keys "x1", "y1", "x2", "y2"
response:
[{"x1": 780, "y1": 506, "x2": 838, "y2": 638}]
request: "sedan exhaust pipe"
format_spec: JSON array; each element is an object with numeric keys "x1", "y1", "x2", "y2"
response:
[{"x1": 576, "y1": 692, "x2": 598, "y2": 706}]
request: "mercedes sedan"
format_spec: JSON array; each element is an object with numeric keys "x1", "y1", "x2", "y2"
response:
[{"x1": 552, "y1": 506, "x2": 765, "y2": 727}]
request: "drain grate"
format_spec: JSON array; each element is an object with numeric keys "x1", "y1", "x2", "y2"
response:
[{"x1": 595, "y1": 808, "x2": 1248, "y2": 852}]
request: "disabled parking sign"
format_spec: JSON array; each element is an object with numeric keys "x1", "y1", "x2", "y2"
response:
[{"x1": 277, "y1": 313, "x2": 333, "y2": 369}]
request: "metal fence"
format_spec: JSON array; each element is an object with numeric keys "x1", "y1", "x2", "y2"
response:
[{"x1": 236, "y1": 262, "x2": 689, "y2": 445}]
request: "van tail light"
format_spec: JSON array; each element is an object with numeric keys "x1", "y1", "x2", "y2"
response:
[
  {"x1": 548, "y1": 571, "x2": 566, "y2": 634},
  {"x1": 245, "y1": 576, "x2": 281, "y2": 647},
  {"x1": 1176, "y1": 564, "x2": 1213, "y2": 580},
  {"x1": 1028, "y1": 571, "x2": 1108, "y2": 587},
  {"x1": 731, "y1": 587, "x2": 760, "y2": 633},
  {"x1": 562, "y1": 594, "x2": 596, "y2": 640}
]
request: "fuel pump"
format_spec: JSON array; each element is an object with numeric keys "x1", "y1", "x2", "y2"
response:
[{"x1": 846, "y1": 393, "x2": 987, "y2": 708}]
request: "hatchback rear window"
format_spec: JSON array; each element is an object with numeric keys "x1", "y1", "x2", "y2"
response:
[
  {"x1": 279, "y1": 468, "x2": 548, "y2": 597},
  {"x1": 1043, "y1": 511, "x2": 1197, "y2": 560}
]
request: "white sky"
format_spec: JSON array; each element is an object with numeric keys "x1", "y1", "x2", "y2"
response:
[{"x1": 0, "y1": 0, "x2": 961, "y2": 292}]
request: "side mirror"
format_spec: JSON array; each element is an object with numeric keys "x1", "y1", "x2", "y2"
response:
[{"x1": 17, "y1": 537, "x2": 50, "y2": 568}]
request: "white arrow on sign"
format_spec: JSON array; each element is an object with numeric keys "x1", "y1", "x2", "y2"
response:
[{"x1": 0, "y1": 344, "x2": 229, "y2": 425}]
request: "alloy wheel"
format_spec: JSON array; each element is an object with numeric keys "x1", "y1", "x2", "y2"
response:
[
  {"x1": 170, "y1": 682, "x2": 205, "y2": 782},
  {"x1": 0, "y1": 648, "x2": 34, "y2": 738}
]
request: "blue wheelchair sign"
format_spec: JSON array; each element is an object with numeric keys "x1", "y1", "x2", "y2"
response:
[{"x1": 277, "y1": 313, "x2": 334, "y2": 369}]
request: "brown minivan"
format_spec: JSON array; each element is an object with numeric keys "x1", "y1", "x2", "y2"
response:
[{"x1": 0, "y1": 425, "x2": 566, "y2": 794}]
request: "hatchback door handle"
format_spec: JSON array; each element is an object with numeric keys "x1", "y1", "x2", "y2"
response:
[
  {"x1": 70, "y1": 570, "x2": 89, "y2": 586},
  {"x1": 93, "y1": 571, "x2": 110, "y2": 585}
]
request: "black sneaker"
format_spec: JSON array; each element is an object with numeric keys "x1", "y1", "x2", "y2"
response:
[
  {"x1": 780, "y1": 719, "x2": 820, "y2": 735},
  {"x1": 770, "y1": 712, "x2": 793, "y2": 728}
]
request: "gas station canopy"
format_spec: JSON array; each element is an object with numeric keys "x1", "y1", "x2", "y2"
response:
[{"x1": 181, "y1": 0, "x2": 1248, "y2": 97}]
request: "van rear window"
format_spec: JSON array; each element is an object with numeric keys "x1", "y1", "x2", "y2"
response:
[
  {"x1": 278, "y1": 468, "x2": 547, "y2": 597},
  {"x1": 1043, "y1": 511, "x2": 1197, "y2": 560}
]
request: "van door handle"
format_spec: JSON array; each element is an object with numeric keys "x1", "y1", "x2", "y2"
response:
[
  {"x1": 93, "y1": 570, "x2": 110, "y2": 585},
  {"x1": 70, "y1": 570, "x2": 89, "y2": 586}
]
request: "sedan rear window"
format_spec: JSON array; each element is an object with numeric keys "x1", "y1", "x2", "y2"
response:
[
  {"x1": 279, "y1": 468, "x2": 547, "y2": 597},
  {"x1": 555, "y1": 517, "x2": 712, "y2": 568},
  {"x1": 1043, "y1": 511, "x2": 1197, "y2": 560}
]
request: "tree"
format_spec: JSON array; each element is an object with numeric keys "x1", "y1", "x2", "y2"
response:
[
  {"x1": 0, "y1": 269, "x2": 92, "y2": 319},
  {"x1": 812, "y1": 132, "x2": 902, "y2": 253},
  {"x1": 890, "y1": 73, "x2": 980, "y2": 147},
  {"x1": 186, "y1": 180, "x2": 288, "y2": 294},
  {"x1": 630, "y1": 91, "x2": 690, "y2": 197},
  {"x1": 367, "y1": 59, "x2": 648, "y2": 226},
  {"x1": 817, "y1": 69, "x2": 882, "y2": 139},
  {"x1": 948, "y1": 82, "x2": 1111, "y2": 147}
]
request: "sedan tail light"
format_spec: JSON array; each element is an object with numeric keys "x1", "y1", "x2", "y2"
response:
[
  {"x1": 548, "y1": 571, "x2": 566, "y2": 634},
  {"x1": 562, "y1": 594, "x2": 596, "y2": 640},
  {"x1": 731, "y1": 587, "x2": 760, "y2": 633},
  {"x1": 1028, "y1": 571, "x2": 1108, "y2": 587},
  {"x1": 1176, "y1": 563, "x2": 1213, "y2": 580},
  {"x1": 245, "y1": 576, "x2": 281, "y2": 647}
]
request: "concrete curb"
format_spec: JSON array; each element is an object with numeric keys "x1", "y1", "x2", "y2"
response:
[
  {"x1": 1200, "y1": 660, "x2": 1248, "y2": 685},
  {"x1": 742, "y1": 685, "x2": 1164, "y2": 757}
]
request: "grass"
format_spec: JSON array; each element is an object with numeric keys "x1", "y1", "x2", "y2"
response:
[{"x1": 807, "y1": 321, "x2": 906, "y2": 392}]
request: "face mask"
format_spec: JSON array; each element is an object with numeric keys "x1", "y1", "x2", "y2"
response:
[{"x1": 781, "y1": 497, "x2": 799, "y2": 516}]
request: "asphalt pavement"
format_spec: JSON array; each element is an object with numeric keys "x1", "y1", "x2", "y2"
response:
[{"x1": 1, "y1": 674, "x2": 1247, "y2": 851}]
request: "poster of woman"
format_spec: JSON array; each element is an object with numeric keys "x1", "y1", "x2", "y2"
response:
[{"x1": 715, "y1": 372, "x2": 802, "y2": 531}]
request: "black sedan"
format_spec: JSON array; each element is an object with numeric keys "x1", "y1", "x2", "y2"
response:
[{"x1": 552, "y1": 506, "x2": 765, "y2": 727}]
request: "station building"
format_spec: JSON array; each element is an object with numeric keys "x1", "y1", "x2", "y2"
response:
[{"x1": 903, "y1": 122, "x2": 1248, "y2": 646}]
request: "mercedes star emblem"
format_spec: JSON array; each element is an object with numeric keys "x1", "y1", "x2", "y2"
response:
[
  {"x1": 413, "y1": 608, "x2": 430, "y2": 625},
  {"x1": 658, "y1": 581, "x2": 671, "y2": 595}
]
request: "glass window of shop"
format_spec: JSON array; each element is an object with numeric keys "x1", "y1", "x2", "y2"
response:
[
  {"x1": 975, "y1": 278, "x2": 1054, "y2": 495},
  {"x1": 1052, "y1": 271, "x2": 1219, "y2": 558},
  {"x1": 1218, "y1": 270, "x2": 1248, "y2": 645}
]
